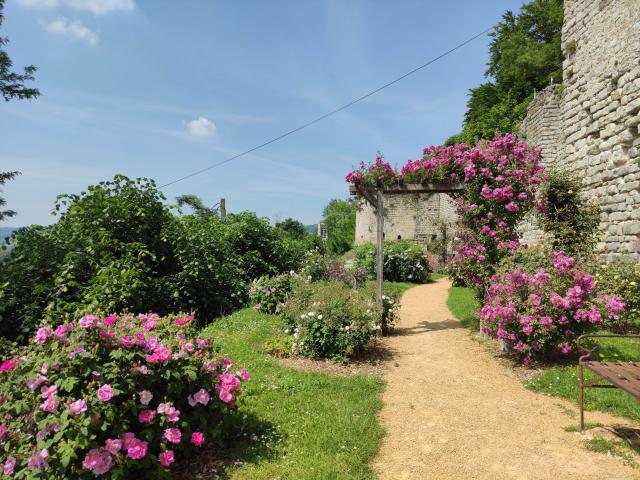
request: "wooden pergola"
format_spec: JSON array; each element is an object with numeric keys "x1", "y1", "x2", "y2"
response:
[{"x1": 349, "y1": 183, "x2": 464, "y2": 304}]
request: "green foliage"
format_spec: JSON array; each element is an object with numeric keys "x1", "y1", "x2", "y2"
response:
[
  {"x1": 322, "y1": 199, "x2": 355, "y2": 255},
  {"x1": 175, "y1": 195, "x2": 217, "y2": 219},
  {"x1": 275, "y1": 218, "x2": 306, "y2": 240},
  {"x1": 280, "y1": 281, "x2": 382, "y2": 359},
  {"x1": 0, "y1": 0, "x2": 40, "y2": 101},
  {"x1": 249, "y1": 274, "x2": 292, "y2": 315},
  {"x1": 0, "y1": 175, "x2": 307, "y2": 342},
  {"x1": 354, "y1": 241, "x2": 431, "y2": 283},
  {"x1": 538, "y1": 169, "x2": 600, "y2": 259},
  {"x1": 0, "y1": 312, "x2": 248, "y2": 478},
  {"x1": 593, "y1": 262, "x2": 640, "y2": 332},
  {"x1": 0, "y1": 171, "x2": 20, "y2": 221},
  {"x1": 452, "y1": 0, "x2": 564, "y2": 144}
]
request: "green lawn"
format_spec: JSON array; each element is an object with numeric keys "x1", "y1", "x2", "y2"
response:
[
  {"x1": 446, "y1": 286, "x2": 480, "y2": 330},
  {"x1": 199, "y1": 309, "x2": 384, "y2": 479},
  {"x1": 445, "y1": 285, "x2": 640, "y2": 423},
  {"x1": 525, "y1": 336, "x2": 640, "y2": 422}
]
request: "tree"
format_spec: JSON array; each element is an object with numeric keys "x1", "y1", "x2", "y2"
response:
[
  {"x1": 450, "y1": 0, "x2": 563, "y2": 144},
  {"x1": 276, "y1": 218, "x2": 307, "y2": 240},
  {"x1": 0, "y1": 0, "x2": 40, "y2": 101},
  {"x1": 322, "y1": 199, "x2": 356, "y2": 255},
  {"x1": 0, "y1": 171, "x2": 19, "y2": 221},
  {"x1": 175, "y1": 194, "x2": 217, "y2": 219}
]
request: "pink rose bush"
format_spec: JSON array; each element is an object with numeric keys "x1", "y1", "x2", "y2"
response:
[
  {"x1": 0, "y1": 312, "x2": 248, "y2": 478},
  {"x1": 345, "y1": 134, "x2": 545, "y2": 290},
  {"x1": 480, "y1": 250, "x2": 625, "y2": 363}
]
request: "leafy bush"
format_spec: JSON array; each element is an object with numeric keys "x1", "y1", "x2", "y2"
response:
[
  {"x1": 538, "y1": 169, "x2": 600, "y2": 259},
  {"x1": 249, "y1": 274, "x2": 292, "y2": 315},
  {"x1": 298, "y1": 248, "x2": 330, "y2": 282},
  {"x1": 280, "y1": 282, "x2": 382, "y2": 359},
  {"x1": 354, "y1": 241, "x2": 431, "y2": 283},
  {"x1": 0, "y1": 176, "x2": 307, "y2": 342},
  {"x1": 593, "y1": 262, "x2": 640, "y2": 332},
  {"x1": 0, "y1": 312, "x2": 249, "y2": 478},
  {"x1": 480, "y1": 250, "x2": 624, "y2": 364}
]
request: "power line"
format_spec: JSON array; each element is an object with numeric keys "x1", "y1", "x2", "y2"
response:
[{"x1": 158, "y1": 27, "x2": 492, "y2": 189}]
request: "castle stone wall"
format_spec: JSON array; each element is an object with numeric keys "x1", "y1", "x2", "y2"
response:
[
  {"x1": 354, "y1": 193, "x2": 457, "y2": 246},
  {"x1": 519, "y1": 0, "x2": 640, "y2": 260}
]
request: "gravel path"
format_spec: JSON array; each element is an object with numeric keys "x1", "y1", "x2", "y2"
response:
[{"x1": 373, "y1": 279, "x2": 639, "y2": 480}]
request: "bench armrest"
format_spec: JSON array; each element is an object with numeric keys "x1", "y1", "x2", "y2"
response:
[{"x1": 577, "y1": 334, "x2": 640, "y2": 364}]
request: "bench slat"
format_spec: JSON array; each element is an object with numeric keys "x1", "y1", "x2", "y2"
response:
[{"x1": 585, "y1": 361, "x2": 640, "y2": 399}]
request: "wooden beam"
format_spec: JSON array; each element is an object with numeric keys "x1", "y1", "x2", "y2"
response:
[
  {"x1": 349, "y1": 183, "x2": 464, "y2": 196},
  {"x1": 376, "y1": 189, "x2": 384, "y2": 305}
]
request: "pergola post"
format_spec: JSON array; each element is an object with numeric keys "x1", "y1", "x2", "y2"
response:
[{"x1": 375, "y1": 188, "x2": 384, "y2": 305}]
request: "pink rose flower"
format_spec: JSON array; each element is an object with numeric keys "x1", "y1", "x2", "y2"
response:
[
  {"x1": 3, "y1": 456, "x2": 16, "y2": 476},
  {"x1": 0, "y1": 359, "x2": 17, "y2": 372},
  {"x1": 103, "y1": 315, "x2": 117, "y2": 326},
  {"x1": 82, "y1": 448, "x2": 112, "y2": 475},
  {"x1": 127, "y1": 439, "x2": 148, "y2": 460},
  {"x1": 193, "y1": 389, "x2": 210, "y2": 406},
  {"x1": 164, "y1": 428, "x2": 182, "y2": 444},
  {"x1": 105, "y1": 438, "x2": 122, "y2": 455},
  {"x1": 78, "y1": 315, "x2": 98, "y2": 329},
  {"x1": 138, "y1": 409, "x2": 155, "y2": 424},
  {"x1": 159, "y1": 450, "x2": 175, "y2": 467},
  {"x1": 41, "y1": 384, "x2": 57, "y2": 399},
  {"x1": 68, "y1": 399, "x2": 87, "y2": 415},
  {"x1": 97, "y1": 384, "x2": 113, "y2": 402},
  {"x1": 239, "y1": 368, "x2": 251, "y2": 382},
  {"x1": 121, "y1": 432, "x2": 136, "y2": 449},
  {"x1": 139, "y1": 390, "x2": 153, "y2": 406},
  {"x1": 191, "y1": 432, "x2": 205, "y2": 446},
  {"x1": 27, "y1": 449, "x2": 49, "y2": 469},
  {"x1": 40, "y1": 395, "x2": 58, "y2": 413}
]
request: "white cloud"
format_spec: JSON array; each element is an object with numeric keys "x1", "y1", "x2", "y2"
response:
[
  {"x1": 16, "y1": 0, "x2": 134, "y2": 15},
  {"x1": 186, "y1": 117, "x2": 217, "y2": 137},
  {"x1": 43, "y1": 18, "x2": 99, "y2": 45}
]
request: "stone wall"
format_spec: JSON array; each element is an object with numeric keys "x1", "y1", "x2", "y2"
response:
[
  {"x1": 519, "y1": 0, "x2": 640, "y2": 260},
  {"x1": 354, "y1": 193, "x2": 457, "y2": 246}
]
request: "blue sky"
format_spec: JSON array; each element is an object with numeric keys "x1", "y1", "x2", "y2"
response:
[{"x1": 1, "y1": 0, "x2": 523, "y2": 226}]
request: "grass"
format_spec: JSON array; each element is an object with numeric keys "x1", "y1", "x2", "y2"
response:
[
  {"x1": 199, "y1": 309, "x2": 384, "y2": 479},
  {"x1": 446, "y1": 286, "x2": 480, "y2": 330},
  {"x1": 526, "y1": 336, "x2": 640, "y2": 422},
  {"x1": 584, "y1": 436, "x2": 638, "y2": 468}
]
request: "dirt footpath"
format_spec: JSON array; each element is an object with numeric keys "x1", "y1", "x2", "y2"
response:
[{"x1": 373, "y1": 279, "x2": 639, "y2": 480}]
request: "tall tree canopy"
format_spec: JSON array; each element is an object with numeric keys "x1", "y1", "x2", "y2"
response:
[
  {"x1": 0, "y1": 171, "x2": 20, "y2": 222},
  {"x1": 447, "y1": 0, "x2": 563, "y2": 145},
  {"x1": 0, "y1": 0, "x2": 40, "y2": 101},
  {"x1": 322, "y1": 199, "x2": 356, "y2": 255}
]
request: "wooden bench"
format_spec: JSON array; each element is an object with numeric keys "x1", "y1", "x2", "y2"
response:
[{"x1": 578, "y1": 334, "x2": 640, "y2": 430}]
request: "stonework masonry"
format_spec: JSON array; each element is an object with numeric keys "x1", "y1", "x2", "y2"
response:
[
  {"x1": 354, "y1": 193, "x2": 457, "y2": 246},
  {"x1": 519, "y1": 0, "x2": 640, "y2": 260}
]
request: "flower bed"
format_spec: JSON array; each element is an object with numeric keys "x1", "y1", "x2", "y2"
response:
[
  {"x1": 0, "y1": 313, "x2": 249, "y2": 478},
  {"x1": 479, "y1": 251, "x2": 625, "y2": 364},
  {"x1": 279, "y1": 282, "x2": 384, "y2": 359}
]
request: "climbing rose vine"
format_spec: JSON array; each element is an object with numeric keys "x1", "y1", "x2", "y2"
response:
[
  {"x1": 345, "y1": 134, "x2": 546, "y2": 290},
  {"x1": 0, "y1": 313, "x2": 249, "y2": 478},
  {"x1": 480, "y1": 251, "x2": 625, "y2": 363}
]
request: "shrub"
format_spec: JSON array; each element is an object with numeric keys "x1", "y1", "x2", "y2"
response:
[
  {"x1": 322, "y1": 199, "x2": 356, "y2": 255},
  {"x1": 480, "y1": 250, "x2": 624, "y2": 364},
  {"x1": 299, "y1": 248, "x2": 330, "y2": 282},
  {"x1": 593, "y1": 262, "x2": 640, "y2": 332},
  {"x1": 280, "y1": 282, "x2": 382, "y2": 359},
  {"x1": 249, "y1": 274, "x2": 292, "y2": 315},
  {"x1": 354, "y1": 241, "x2": 431, "y2": 283},
  {"x1": 0, "y1": 312, "x2": 249, "y2": 478},
  {"x1": 537, "y1": 169, "x2": 600, "y2": 260}
]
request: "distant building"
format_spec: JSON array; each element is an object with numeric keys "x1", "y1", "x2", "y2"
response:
[
  {"x1": 354, "y1": 193, "x2": 457, "y2": 245},
  {"x1": 316, "y1": 222, "x2": 327, "y2": 240}
]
